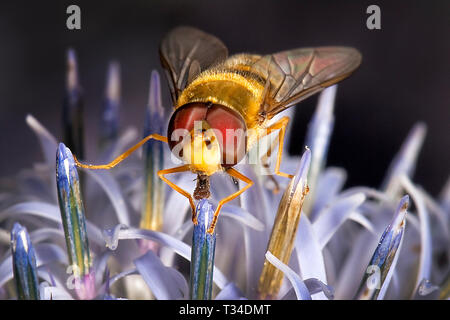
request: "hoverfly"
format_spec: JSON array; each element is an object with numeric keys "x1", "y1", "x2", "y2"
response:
[{"x1": 74, "y1": 26, "x2": 361, "y2": 234}]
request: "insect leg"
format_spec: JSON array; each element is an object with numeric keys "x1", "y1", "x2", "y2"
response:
[
  {"x1": 207, "y1": 168, "x2": 253, "y2": 234},
  {"x1": 261, "y1": 116, "x2": 294, "y2": 179},
  {"x1": 74, "y1": 133, "x2": 168, "y2": 169},
  {"x1": 157, "y1": 165, "x2": 197, "y2": 224}
]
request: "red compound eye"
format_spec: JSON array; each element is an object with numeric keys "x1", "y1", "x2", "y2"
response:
[
  {"x1": 206, "y1": 105, "x2": 247, "y2": 167},
  {"x1": 167, "y1": 102, "x2": 247, "y2": 166},
  {"x1": 167, "y1": 103, "x2": 208, "y2": 156}
]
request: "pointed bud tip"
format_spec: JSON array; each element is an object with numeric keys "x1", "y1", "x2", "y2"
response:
[
  {"x1": 57, "y1": 142, "x2": 71, "y2": 161},
  {"x1": 316, "y1": 85, "x2": 337, "y2": 116},
  {"x1": 391, "y1": 194, "x2": 409, "y2": 230},
  {"x1": 11, "y1": 222, "x2": 25, "y2": 237},
  {"x1": 106, "y1": 61, "x2": 121, "y2": 102},
  {"x1": 403, "y1": 122, "x2": 427, "y2": 153},
  {"x1": 11, "y1": 223, "x2": 30, "y2": 252},
  {"x1": 412, "y1": 122, "x2": 427, "y2": 135},
  {"x1": 56, "y1": 142, "x2": 78, "y2": 181},
  {"x1": 67, "y1": 49, "x2": 77, "y2": 67},
  {"x1": 66, "y1": 48, "x2": 79, "y2": 91},
  {"x1": 150, "y1": 69, "x2": 160, "y2": 83},
  {"x1": 398, "y1": 194, "x2": 410, "y2": 215},
  {"x1": 292, "y1": 147, "x2": 311, "y2": 187}
]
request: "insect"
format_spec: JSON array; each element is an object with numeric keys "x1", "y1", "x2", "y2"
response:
[{"x1": 74, "y1": 26, "x2": 362, "y2": 234}]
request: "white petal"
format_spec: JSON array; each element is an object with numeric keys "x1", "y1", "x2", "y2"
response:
[
  {"x1": 313, "y1": 193, "x2": 366, "y2": 248},
  {"x1": 103, "y1": 225, "x2": 228, "y2": 289},
  {"x1": 310, "y1": 167, "x2": 347, "y2": 221},
  {"x1": 0, "y1": 202, "x2": 104, "y2": 246},
  {"x1": 265, "y1": 251, "x2": 311, "y2": 300},
  {"x1": 215, "y1": 282, "x2": 246, "y2": 300},
  {"x1": 295, "y1": 213, "x2": 328, "y2": 298},
  {"x1": 400, "y1": 175, "x2": 432, "y2": 297},
  {"x1": 25, "y1": 114, "x2": 58, "y2": 168},
  {"x1": 135, "y1": 251, "x2": 188, "y2": 300}
]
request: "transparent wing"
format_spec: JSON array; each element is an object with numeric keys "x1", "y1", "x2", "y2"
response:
[
  {"x1": 159, "y1": 26, "x2": 228, "y2": 104},
  {"x1": 251, "y1": 47, "x2": 362, "y2": 118}
]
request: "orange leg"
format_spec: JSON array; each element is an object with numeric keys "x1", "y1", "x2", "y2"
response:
[
  {"x1": 157, "y1": 165, "x2": 197, "y2": 224},
  {"x1": 207, "y1": 168, "x2": 253, "y2": 234},
  {"x1": 261, "y1": 116, "x2": 293, "y2": 179},
  {"x1": 74, "y1": 133, "x2": 168, "y2": 169}
]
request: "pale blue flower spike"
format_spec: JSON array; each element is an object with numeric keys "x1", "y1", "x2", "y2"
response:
[
  {"x1": 141, "y1": 70, "x2": 166, "y2": 233},
  {"x1": 303, "y1": 85, "x2": 336, "y2": 213},
  {"x1": 63, "y1": 48, "x2": 85, "y2": 159},
  {"x1": 190, "y1": 199, "x2": 216, "y2": 300},
  {"x1": 100, "y1": 61, "x2": 121, "y2": 146},
  {"x1": 56, "y1": 143, "x2": 95, "y2": 299},
  {"x1": 11, "y1": 223, "x2": 40, "y2": 300},
  {"x1": 382, "y1": 123, "x2": 426, "y2": 197},
  {"x1": 355, "y1": 195, "x2": 409, "y2": 300}
]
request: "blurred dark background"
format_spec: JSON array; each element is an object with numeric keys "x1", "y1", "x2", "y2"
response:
[{"x1": 0, "y1": 0, "x2": 448, "y2": 195}]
